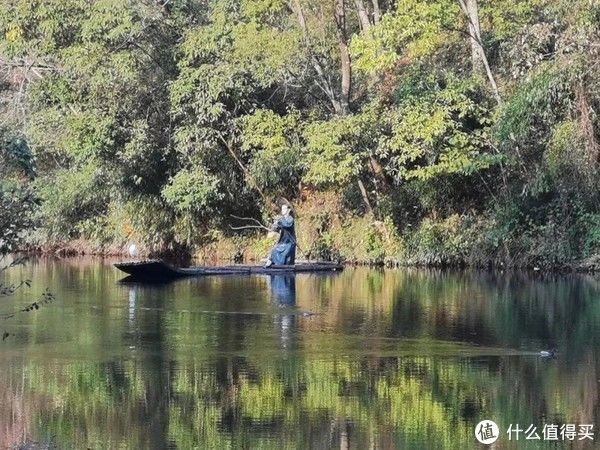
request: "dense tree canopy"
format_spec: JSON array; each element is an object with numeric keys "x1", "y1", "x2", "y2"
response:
[{"x1": 0, "y1": 0, "x2": 598, "y2": 267}]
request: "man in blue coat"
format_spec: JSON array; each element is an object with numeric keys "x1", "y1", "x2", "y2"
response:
[{"x1": 265, "y1": 204, "x2": 296, "y2": 267}]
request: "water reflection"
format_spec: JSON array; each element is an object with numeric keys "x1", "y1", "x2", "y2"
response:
[
  {"x1": 270, "y1": 274, "x2": 296, "y2": 307},
  {"x1": 269, "y1": 275, "x2": 296, "y2": 351},
  {"x1": 128, "y1": 285, "x2": 137, "y2": 326},
  {"x1": 0, "y1": 260, "x2": 599, "y2": 448}
]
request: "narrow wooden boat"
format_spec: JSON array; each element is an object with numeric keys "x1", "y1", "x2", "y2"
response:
[{"x1": 114, "y1": 260, "x2": 344, "y2": 280}]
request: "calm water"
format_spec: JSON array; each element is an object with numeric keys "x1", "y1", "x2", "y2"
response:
[{"x1": 1, "y1": 258, "x2": 599, "y2": 449}]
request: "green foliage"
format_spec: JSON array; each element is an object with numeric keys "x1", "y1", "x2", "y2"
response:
[
  {"x1": 0, "y1": 129, "x2": 34, "y2": 178},
  {"x1": 113, "y1": 196, "x2": 180, "y2": 252},
  {"x1": 544, "y1": 119, "x2": 599, "y2": 201},
  {"x1": 302, "y1": 115, "x2": 364, "y2": 186},
  {"x1": 0, "y1": 127, "x2": 37, "y2": 252},
  {"x1": 35, "y1": 164, "x2": 110, "y2": 240},
  {"x1": 385, "y1": 75, "x2": 499, "y2": 181},
  {"x1": 240, "y1": 109, "x2": 303, "y2": 194},
  {"x1": 0, "y1": 180, "x2": 36, "y2": 252},
  {"x1": 162, "y1": 168, "x2": 222, "y2": 213},
  {"x1": 0, "y1": 0, "x2": 86, "y2": 58},
  {"x1": 351, "y1": 0, "x2": 460, "y2": 74},
  {"x1": 581, "y1": 214, "x2": 600, "y2": 256},
  {"x1": 0, "y1": 0, "x2": 597, "y2": 266},
  {"x1": 404, "y1": 215, "x2": 471, "y2": 266},
  {"x1": 495, "y1": 64, "x2": 572, "y2": 147}
]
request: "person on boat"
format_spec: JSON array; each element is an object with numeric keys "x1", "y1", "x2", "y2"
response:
[{"x1": 265, "y1": 203, "x2": 296, "y2": 267}]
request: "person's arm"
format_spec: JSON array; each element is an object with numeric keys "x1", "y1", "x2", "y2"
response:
[
  {"x1": 270, "y1": 217, "x2": 282, "y2": 231},
  {"x1": 278, "y1": 216, "x2": 294, "y2": 229}
]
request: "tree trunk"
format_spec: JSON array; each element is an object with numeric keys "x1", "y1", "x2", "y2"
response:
[
  {"x1": 291, "y1": 0, "x2": 344, "y2": 114},
  {"x1": 357, "y1": 179, "x2": 374, "y2": 214},
  {"x1": 457, "y1": 0, "x2": 501, "y2": 104},
  {"x1": 369, "y1": 155, "x2": 390, "y2": 191},
  {"x1": 354, "y1": 0, "x2": 371, "y2": 31},
  {"x1": 465, "y1": 0, "x2": 482, "y2": 72},
  {"x1": 335, "y1": 0, "x2": 352, "y2": 115},
  {"x1": 371, "y1": 0, "x2": 381, "y2": 24},
  {"x1": 575, "y1": 81, "x2": 599, "y2": 172}
]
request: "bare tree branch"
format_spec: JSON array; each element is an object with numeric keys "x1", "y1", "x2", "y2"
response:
[
  {"x1": 334, "y1": 0, "x2": 352, "y2": 115},
  {"x1": 456, "y1": 0, "x2": 501, "y2": 104}
]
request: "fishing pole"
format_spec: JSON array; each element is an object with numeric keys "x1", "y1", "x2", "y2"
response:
[{"x1": 229, "y1": 214, "x2": 310, "y2": 259}]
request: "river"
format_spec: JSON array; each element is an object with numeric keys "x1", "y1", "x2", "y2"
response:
[{"x1": 1, "y1": 258, "x2": 599, "y2": 449}]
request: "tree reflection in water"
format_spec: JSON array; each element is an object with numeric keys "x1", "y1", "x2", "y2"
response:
[{"x1": 0, "y1": 261, "x2": 599, "y2": 449}]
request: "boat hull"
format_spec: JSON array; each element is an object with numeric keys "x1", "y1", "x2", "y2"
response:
[{"x1": 114, "y1": 260, "x2": 344, "y2": 280}]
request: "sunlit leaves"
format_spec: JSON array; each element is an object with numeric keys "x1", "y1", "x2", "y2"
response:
[
  {"x1": 302, "y1": 117, "x2": 363, "y2": 186},
  {"x1": 495, "y1": 63, "x2": 572, "y2": 146},
  {"x1": 351, "y1": 0, "x2": 460, "y2": 74},
  {"x1": 0, "y1": 0, "x2": 598, "y2": 263},
  {"x1": 79, "y1": 0, "x2": 142, "y2": 46},
  {"x1": 162, "y1": 167, "x2": 222, "y2": 213},
  {"x1": 231, "y1": 21, "x2": 301, "y2": 86},
  {"x1": 241, "y1": 0, "x2": 286, "y2": 20},
  {"x1": 0, "y1": 0, "x2": 86, "y2": 58},
  {"x1": 35, "y1": 164, "x2": 110, "y2": 239},
  {"x1": 384, "y1": 77, "x2": 498, "y2": 181},
  {"x1": 240, "y1": 109, "x2": 303, "y2": 193},
  {"x1": 300, "y1": 74, "x2": 498, "y2": 187}
]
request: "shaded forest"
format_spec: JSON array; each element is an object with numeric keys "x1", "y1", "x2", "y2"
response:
[{"x1": 0, "y1": 0, "x2": 599, "y2": 268}]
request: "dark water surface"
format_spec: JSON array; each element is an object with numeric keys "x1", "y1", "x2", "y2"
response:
[{"x1": 1, "y1": 258, "x2": 599, "y2": 449}]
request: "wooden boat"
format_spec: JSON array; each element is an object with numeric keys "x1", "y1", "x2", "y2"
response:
[{"x1": 114, "y1": 260, "x2": 344, "y2": 280}]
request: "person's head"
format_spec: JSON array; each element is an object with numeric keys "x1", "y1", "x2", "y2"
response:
[{"x1": 281, "y1": 204, "x2": 290, "y2": 216}]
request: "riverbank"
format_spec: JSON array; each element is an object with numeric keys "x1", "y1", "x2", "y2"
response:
[
  {"x1": 18, "y1": 244, "x2": 600, "y2": 273},
  {"x1": 194, "y1": 234, "x2": 600, "y2": 273},
  {"x1": 18, "y1": 194, "x2": 600, "y2": 273},
  {"x1": 21, "y1": 232, "x2": 600, "y2": 274}
]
